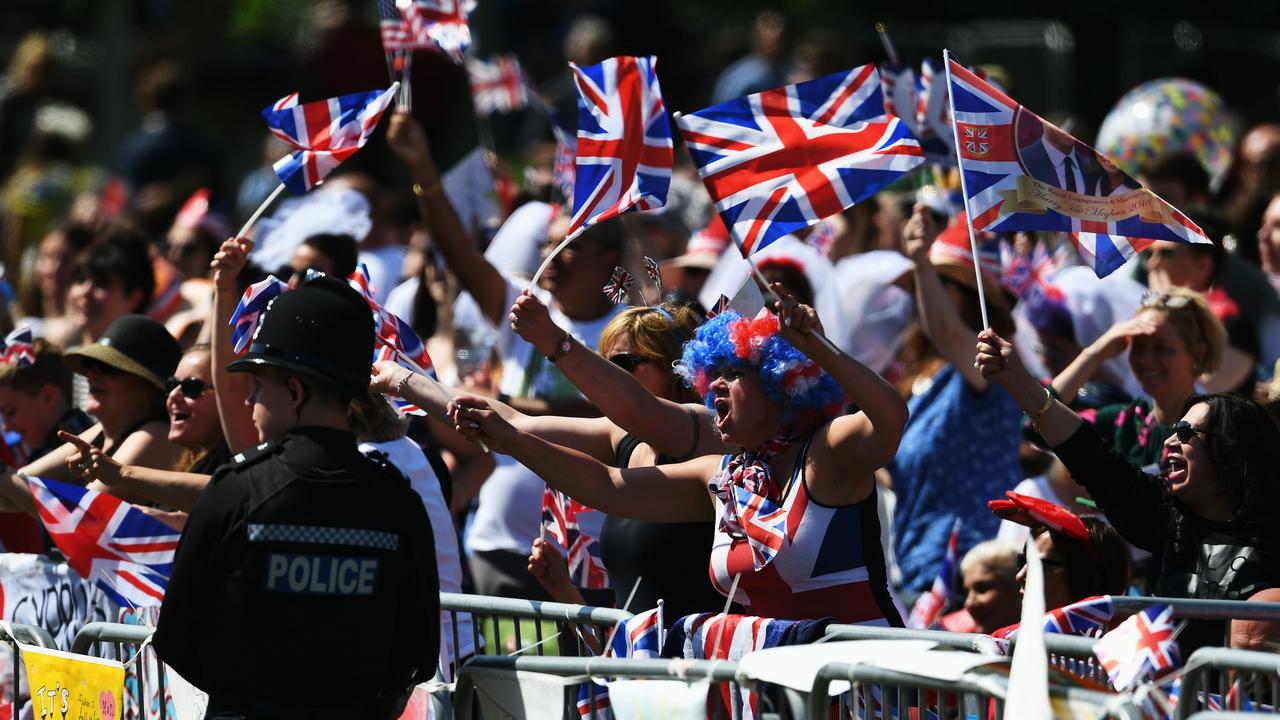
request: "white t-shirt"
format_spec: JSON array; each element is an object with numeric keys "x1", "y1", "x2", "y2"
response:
[
  {"x1": 465, "y1": 278, "x2": 624, "y2": 555},
  {"x1": 360, "y1": 436, "x2": 473, "y2": 669}
]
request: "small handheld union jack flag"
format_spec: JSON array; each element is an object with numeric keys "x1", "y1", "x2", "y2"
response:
[
  {"x1": 350, "y1": 266, "x2": 433, "y2": 416},
  {"x1": 706, "y1": 294, "x2": 731, "y2": 319},
  {"x1": 399, "y1": 0, "x2": 473, "y2": 63},
  {"x1": 1094, "y1": 604, "x2": 1182, "y2": 690},
  {"x1": 467, "y1": 55, "x2": 532, "y2": 115},
  {"x1": 678, "y1": 63, "x2": 924, "y2": 258},
  {"x1": 565, "y1": 55, "x2": 673, "y2": 243},
  {"x1": 0, "y1": 326, "x2": 35, "y2": 368},
  {"x1": 1001, "y1": 238, "x2": 1068, "y2": 301},
  {"x1": 541, "y1": 486, "x2": 609, "y2": 590},
  {"x1": 229, "y1": 276, "x2": 288, "y2": 354},
  {"x1": 262, "y1": 85, "x2": 399, "y2": 195},
  {"x1": 907, "y1": 519, "x2": 960, "y2": 629},
  {"x1": 602, "y1": 266, "x2": 634, "y2": 305},
  {"x1": 29, "y1": 476, "x2": 180, "y2": 608}
]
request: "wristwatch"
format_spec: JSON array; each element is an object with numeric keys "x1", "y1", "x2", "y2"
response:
[{"x1": 547, "y1": 333, "x2": 574, "y2": 363}]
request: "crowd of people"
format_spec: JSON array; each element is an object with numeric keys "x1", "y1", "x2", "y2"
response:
[{"x1": 3, "y1": 8, "x2": 1280, "y2": 716}]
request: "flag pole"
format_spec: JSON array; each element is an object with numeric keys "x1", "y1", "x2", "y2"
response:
[
  {"x1": 941, "y1": 49, "x2": 992, "y2": 331},
  {"x1": 236, "y1": 183, "x2": 286, "y2": 239},
  {"x1": 875, "y1": 22, "x2": 899, "y2": 63}
]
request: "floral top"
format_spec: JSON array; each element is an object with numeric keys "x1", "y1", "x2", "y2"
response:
[{"x1": 1078, "y1": 397, "x2": 1170, "y2": 471}]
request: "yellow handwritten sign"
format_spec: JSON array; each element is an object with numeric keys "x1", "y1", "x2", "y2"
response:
[
  {"x1": 998, "y1": 176, "x2": 1175, "y2": 226},
  {"x1": 21, "y1": 644, "x2": 124, "y2": 720}
]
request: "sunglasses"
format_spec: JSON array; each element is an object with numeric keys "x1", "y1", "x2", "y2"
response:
[
  {"x1": 609, "y1": 353, "x2": 655, "y2": 373},
  {"x1": 1170, "y1": 420, "x2": 1211, "y2": 443},
  {"x1": 166, "y1": 376, "x2": 211, "y2": 399},
  {"x1": 1141, "y1": 292, "x2": 1192, "y2": 311}
]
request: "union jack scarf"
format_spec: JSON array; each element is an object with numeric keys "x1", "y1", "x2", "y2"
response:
[
  {"x1": 709, "y1": 430, "x2": 800, "y2": 570},
  {"x1": 603, "y1": 266, "x2": 634, "y2": 304}
]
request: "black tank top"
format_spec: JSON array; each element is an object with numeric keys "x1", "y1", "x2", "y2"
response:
[{"x1": 598, "y1": 434, "x2": 728, "y2": 626}]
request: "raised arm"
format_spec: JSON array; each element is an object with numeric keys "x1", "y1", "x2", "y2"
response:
[
  {"x1": 448, "y1": 394, "x2": 717, "y2": 522},
  {"x1": 1050, "y1": 316, "x2": 1157, "y2": 402},
  {"x1": 386, "y1": 110, "x2": 508, "y2": 326},
  {"x1": 373, "y1": 360, "x2": 620, "y2": 465},
  {"x1": 61, "y1": 431, "x2": 209, "y2": 511},
  {"x1": 509, "y1": 291, "x2": 725, "y2": 459},
  {"x1": 773, "y1": 285, "x2": 909, "y2": 501},
  {"x1": 903, "y1": 204, "x2": 989, "y2": 392},
  {"x1": 210, "y1": 236, "x2": 264, "y2": 453}
]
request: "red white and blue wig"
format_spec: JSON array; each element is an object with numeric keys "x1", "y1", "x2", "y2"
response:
[{"x1": 676, "y1": 310, "x2": 845, "y2": 428}]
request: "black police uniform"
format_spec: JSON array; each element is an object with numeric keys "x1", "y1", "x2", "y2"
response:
[{"x1": 153, "y1": 276, "x2": 441, "y2": 719}]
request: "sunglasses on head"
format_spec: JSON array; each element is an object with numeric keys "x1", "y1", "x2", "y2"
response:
[
  {"x1": 1141, "y1": 292, "x2": 1192, "y2": 311},
  {"x1": 166, "y1": 376, "x2": 211, "y2": 399},
  {"x1": 1170, "y1": 420, "x2": 1211, "y2": 443},
  {"x1": 609, "y1": 353, "x2": 655, "y2": 373}
]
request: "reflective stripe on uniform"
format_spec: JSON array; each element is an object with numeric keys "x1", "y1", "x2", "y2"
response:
[{"x1": 247, "y1": 523, "x2": 400, "y2": 551}]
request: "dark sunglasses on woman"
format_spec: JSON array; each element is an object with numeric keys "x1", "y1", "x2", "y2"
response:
[
  {"x1": 608, "y1": 353, "x2": 654, "y2": 373},
  {"x1": 1170, "y1": 420, "x2": 1211, "y2": 443},
  {"x1": 166, "y1": 376, "x2": 211, "y2": 400}
]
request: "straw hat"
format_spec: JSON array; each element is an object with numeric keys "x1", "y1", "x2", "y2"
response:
[{"x1": 63, "y1": 315, "x2": 182, "y2": 392}]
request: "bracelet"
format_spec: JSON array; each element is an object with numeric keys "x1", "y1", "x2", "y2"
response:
[
  {"x1": 411, "y1": 180, "x2": 443, "y2": 197},
  {"x1": 395, "y1": 370, "x2": 413, "y2": 396},
  {"x1": 1027, "y1": 386, "x2": 1055, "y2": 420}
]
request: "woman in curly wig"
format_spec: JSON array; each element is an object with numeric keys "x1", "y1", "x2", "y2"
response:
[{"x1": 448, "y1": 285, "x2": 910, "y2": 624}]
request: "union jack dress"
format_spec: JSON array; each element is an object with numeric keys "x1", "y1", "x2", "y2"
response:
[{"x1": 709, "y1": 434, "x2": 903, "y2": 625}]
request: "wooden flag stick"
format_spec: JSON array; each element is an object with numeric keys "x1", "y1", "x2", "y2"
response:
[
  {"x1": 941, "y1": 48, "x2": 991, "y2": 331},
  {"x1": 236, "y1": 183, "x2": 286, "y2": 240}
]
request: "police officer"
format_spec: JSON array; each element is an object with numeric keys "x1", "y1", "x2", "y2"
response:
[{"x1": 154, "y1": 275, "x2": 439, "y2": 719}]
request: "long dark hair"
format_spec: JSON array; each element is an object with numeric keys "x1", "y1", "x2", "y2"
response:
[{"x1": 1166, "y1": 393, "x2": 1280, "y2": 560}]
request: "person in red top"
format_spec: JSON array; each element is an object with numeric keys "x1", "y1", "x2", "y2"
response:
[{"x1": 446, "y1": 286, "x2": 909, "y2": 624}]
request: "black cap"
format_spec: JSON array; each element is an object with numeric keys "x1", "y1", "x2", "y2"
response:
[
  {"x1": 227, "y1": 275, "x2": 373, "y2": 397},
  {"x1": 64, "y1": 315, "x2": 182, "y2": 393}
]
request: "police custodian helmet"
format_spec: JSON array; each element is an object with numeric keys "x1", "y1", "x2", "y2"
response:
[{"x1": 227, "y1": 275, "x2": 373, "y2": 397}]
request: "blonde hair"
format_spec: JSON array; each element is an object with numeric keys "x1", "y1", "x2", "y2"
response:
[
  {"x1": 598, "y1": 303, "x2": 703, "y2": 404},
  {"x1": 348, "y1": 391, "x2": 410, "y2": 443},
  {"x1": 1137, "y1": 288, "x2": 1227, "y2": 375},
  {"x1": 960, "y1": 539, "x2": 1019, "y2": 583}
]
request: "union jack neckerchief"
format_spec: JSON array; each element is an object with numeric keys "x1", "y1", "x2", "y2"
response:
[{"x1": 710, "y1": 429, "x2": 800, "y2": 570}]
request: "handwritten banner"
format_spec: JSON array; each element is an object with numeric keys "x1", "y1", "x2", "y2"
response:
[{"x1": 21, "y1": 643, "x2": 123, "y2": 720}]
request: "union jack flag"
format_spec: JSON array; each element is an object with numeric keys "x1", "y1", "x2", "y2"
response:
[
  {"x1": 262, "y1": 85, "x2": 398, "y2": 195},
  {"x1": 229, "y1": 275, "x2": 287, "y2": 353},
  {"x1": 602, "y1": 266, "x2": 633, "y2": 304},
  {"x1": 29, "y1": 477, "x2": 180, "y2": 608},
  {"x1": 576, "y1": 681, "x2": 611, "y2": 719},
  {"x1": 1094, "y1": 604, "x2": 1181, "y2": 690},
  {"x1": 643, "y1": 256, "x2": 662, "y2": 289},
  {"x1": 566, "y1": 55, "x2": 673, "y2": 242},
  {"x1": 541, "y1": 486, "x2": 609, "y2": 589},
  {"x1": 706, "y1": 294, "x2": 731, "y2": 319},
  {"x1": 0, "y1": 326, "x2": 35, "y2": 367},
  {"x1": 678, "y1": 64, "x2": 924, "y2": 257},
  {"x1": 946, "y1": 56, "x2": 1211, "y2": 279},
  {"x1": 377, "y1": 0, "x2": 414, "y2": 51},
  {"x1": 607, "y1": 607, "x2": 663, "y2": 659},
  {"x1": 229, "y1": 275, "x2": 288, "y2": 354},
  {"x1": 908, "y1": 519, "x2": 960, "y2": 629},
  {"x1": 349, "y1": 265, "x2": 433, "y2": 417},
  {"x1": 1001, "y1": 238, "x2": 1070, "y2": 301},
  {"x1": 1044, "y1": 595, "x2": 1115, "y2": 636},
  {"x1": 731, "y1": 485, "x2": 787, "y2": 570},
  {"x1": 879, "y1": 62, "x2": 919, "y2": 135},
  {"x1": 400, "y1": 0, "x2": 474, "y2": 63},
  {"x1": 467, "y1": 55, "x2": 531, "y2": 115}
]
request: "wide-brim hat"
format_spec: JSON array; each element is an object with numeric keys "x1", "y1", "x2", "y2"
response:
[
  {"x1": 226, "y1": 275, "x2": 373, "y2": 398},
  {"x1": 64, "y1": 315, "x2": 182, "y2": 392}
]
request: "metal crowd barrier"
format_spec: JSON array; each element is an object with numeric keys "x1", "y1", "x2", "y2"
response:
[
  {"x1": 1177, "y1": 646, "x2": 1280, "y2": 719},
  {"x1": 439, "y1": 592, "x2": 633, "y2": 678},
  {"x1": 458, "y1": 655, "x2": 746, "y2": 719},
  {"x1": 71, "y1": 622, "x2": 160, "y2": 720},
  {"x1": 0, "y1": 623, "x2": 56, "y2": 720},
  {"x1": 806, "y1": 660, "x2": 1140, "y2": 719}
]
